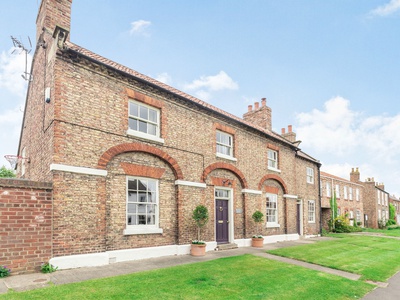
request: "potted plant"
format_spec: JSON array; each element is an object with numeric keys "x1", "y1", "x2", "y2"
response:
[
  {"x1": 191, "y1": 204, "x2": 209, "y2": 256},
  {"x1": 251, "y1": 210, "x2": 264, "y2": 247}
]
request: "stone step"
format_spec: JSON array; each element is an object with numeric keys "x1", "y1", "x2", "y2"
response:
[{"x1": 216, "y1": 243, "x2": 239, "y2": 251}]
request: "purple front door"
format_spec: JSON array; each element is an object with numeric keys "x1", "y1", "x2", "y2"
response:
[{"x1": 216, "y1": 199, "x2": 229, "y2": 244}]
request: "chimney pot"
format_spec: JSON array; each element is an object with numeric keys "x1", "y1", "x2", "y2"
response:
[
  {"x1": 281, "y1": 128, "x2": 286, "y2": 134},
  {"x1": 254, "y1": 102, "x2": 259, "y2": 109},
  {"x1": 288, "y1": 125, "x2": 292, "y2": 133},
  {"x1": 261, "y1": 98, "x2": 266, "y2": 106},
  {"x1": 248, "y1": 105, "x2": 253, "y2": 112}
]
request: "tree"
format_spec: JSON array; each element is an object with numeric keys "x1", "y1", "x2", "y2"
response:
[
  {"x1": 192, "y1": 205, "x2": 209, "y2": 242},
  {"x1": 389, "y1": 203, "x2": 396, "y2": 221},
  {"x1": 0, "y1": 166, "x2": 15, "y2": 178}
]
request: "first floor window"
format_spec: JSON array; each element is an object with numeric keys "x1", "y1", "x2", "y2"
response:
[
  {"x1": 356, "y1": 210, "x2": 361, "y2": 222},
  {"x1": 268, "y1": 149, "x2": 278, "y2": 170},
  {"x1": 326, "y1": 182, "x2": 331, "y2": 197},
  {"x1": 127, "y1": 177, "x2": 158, "y2": 227},
  {"x1": 216, "y1": 130, "x2": 233, "y2": 157},
  {"x1": 266, "y1": 193, "x2": 278, "y2": 226},
  {"x1": 129, "y1": 100, "x2": 160, "y2": 137},
  {"x1": 306, "y1": 167, "x2": 314, "y2": 184},
  {"x1": 308, "y1": 200, "x2": 315, "y2": 223},
  {"x1": 335, "y1": 184, "x2": 340, "y2": 198}
]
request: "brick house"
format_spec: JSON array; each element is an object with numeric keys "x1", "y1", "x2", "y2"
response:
[
  {"x1": 12, "y1": 0, "x2": 321, "y2": 271},
  {"x1": 320, "y1": 168, "x2": 391, "y2": 229},
  {"x1": 320, "y1": 169, "x2": 364, "y2": 230},
  {"x1": 389, "y1": 194, "x2": 400, "y2": 224}
]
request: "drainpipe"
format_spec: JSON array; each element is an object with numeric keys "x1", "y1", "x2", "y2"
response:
[{"x1": 318, "y1": 164, "x2": 322, "y2": 235}]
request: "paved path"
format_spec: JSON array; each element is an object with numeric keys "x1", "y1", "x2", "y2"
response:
[{"x1": 0, "y1": 235, "x2": 399, "y2": 299}]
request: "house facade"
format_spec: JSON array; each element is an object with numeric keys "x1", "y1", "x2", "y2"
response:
[
  {"x1": 320, "y1": 169, "x2": 364, "y2": 230},
  {"x1": 389, "y1": 194, "x2": 400, "y2": 224},
  {"x1": 12, "y1": 0, "x2": 321, "y2": 271}
]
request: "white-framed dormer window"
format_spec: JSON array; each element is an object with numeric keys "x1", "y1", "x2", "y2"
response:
[
  {"x1": 356, "y1": 188, "x2": 360, "y2": 201},
  {"x1": 216, "y1": 130, "x2": 234, "y2": 159},
  {"x1": 344, "y1": 186, "x2": 348, "y2": 200},
  {"x1": 127, "y1": 100, "x2": 164, "y2": 143},
  {"x1": 326, "y1": 182, "x2": 331, "y2": 197},
  {"x1": 266, "y1": 193, "x2": 279, "y2": 227},
  {"x1": 267, "y1": 149, "x2": 279, "y2": 171},
  {"x1": 349, "y1": 187, "x2": 353, "y2": 200},
  {"x1": 308, "y1": 200, "x2": 315, "y2": 223},
  {"x1": 335, "y1": 184, "x2": 340, "y2": 198},
  {"x1": 124, "y1": 176, "x2": 163, "y2": 235},
  {"x1": 306, "y1": 167, "x2": 314, "y2": 184}
]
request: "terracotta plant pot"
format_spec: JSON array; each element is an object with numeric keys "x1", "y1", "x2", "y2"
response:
[
  {"x1": 191, "y1": 243, "x2": 206, "y2": 256},
  {"x1": 252, "y1": 237, "x2": 264, "y2": 248}
]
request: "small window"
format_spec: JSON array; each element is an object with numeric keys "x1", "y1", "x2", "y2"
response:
[
  {"x1": 326, "y1": 182, "x2": 331, "y2": 197},
  {"x1": 356, "y1": 210, "x2": 361, "y2": 222},
  {"x1": 306, "y1": 168, "x2": 314, "y2": 184},
  {"x1": 335, "y1": 184, "x2": 340, "y2": 198},
  {"x1": 216, "y1": 131, "x2": 233, "y2": 157},
  {"x1": 308, "y1": 200, "x2": 315, "y2": 223},
  {"x1": 128, "y1": 100, "x2": 163, "y2": 143},
  {"x1": 266, "y1": 193, "x2": 279, "y2": 227},
  {"x1": 267, "y1": 149, "x2": 278, "y2": 170},
  {"x1": 356, "y1": 188, "x2": 360, "y2": 201},
  {"x1": 344, "y1": 186, "x2": 348, "y2": 199},
  {"x1": 349, "y1": 187, "x2": 353, "y2": 200}
]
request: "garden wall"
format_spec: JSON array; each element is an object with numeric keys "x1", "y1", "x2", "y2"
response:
[{"x1": 0, "y1": 178, "x2": 52, "y2": 274}]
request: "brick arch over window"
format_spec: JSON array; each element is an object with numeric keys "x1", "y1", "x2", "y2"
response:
[
  {"x1": 258, "y1": 174, "x2": 288, "y2": 194},
  {"x1": 97, "y1": 143, "x2": 183, "y2": 180},
  {"x1": 201, "y1": 162, "x2": 248, "y2": 189}
]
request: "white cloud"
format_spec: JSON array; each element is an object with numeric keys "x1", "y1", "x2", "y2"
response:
[
  {"x1": 155, "y1": 72, "x2": 172, "y2": 85},
  {"x1": 0, "y1": 106, "x2": 24, "y2": 168},
  {"x1": 296, "y1": 96, "x2": 400, "y2": 196},
  {"x1": 129, "y1": 20, "x2": 152, "y2": 36},
  {"x1": 0, "y1": 49, "x2": 31, "y2": 97},
  {"x1": 369, "y1": 0, "x2": 400, "y2": 17},
  {"x1": 184, "y1": 71, "x2": 239, "y2": 92}
]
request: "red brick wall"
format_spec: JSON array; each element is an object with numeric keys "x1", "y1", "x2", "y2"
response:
[{"x1": 0, "y1": 179, "x2": 52, "y2": 274}]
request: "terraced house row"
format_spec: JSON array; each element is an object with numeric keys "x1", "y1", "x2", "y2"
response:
[{"x1": 0, "y1": 0, "x2": 397, "y2": 275}]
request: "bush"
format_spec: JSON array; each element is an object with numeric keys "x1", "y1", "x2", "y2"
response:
[
  {"x1": 387, "y1": 225, "x2": 400, "y2": 230},
  {"x1": 0, "y1": 266, "x2": 11, "y2": 278},
  {"x1": 40, "y1": 262, "x2": 58, "y2": 273},
  {"x1": 332, "y1": 216, "x2": 362, "y2": 233},
  {"x1": 386, "y1": 219, "x2": 396, "y2": 226}
]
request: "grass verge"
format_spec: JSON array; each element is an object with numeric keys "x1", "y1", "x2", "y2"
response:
[
  {"x1": 0, "y1": 254, "x2": 373, "y2": 300},
  {"x1": 268, "y1": 234, "x2": 400, "y2": 282}
]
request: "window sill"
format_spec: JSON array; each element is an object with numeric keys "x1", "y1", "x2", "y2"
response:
[
  {"x1": 266, "y1": 223, "x2": 280, "y2": 228},
  {"x1": 123, "y1": 227, "x2": 163, "y2": 235},
  {"x1": 307, "y1": 181, "x2": 314, "y2": 185},
  {"x1": 216, "y1": 153, "x2": 237, "y2": 162},
  {"x1": 308, "y1": 221, "x2": 316, "y2": 224},
  {"x1": 267, "y1": 166, "x2": 281, "y2": 173},
  {"x1": 126, "y1": 129, "x2": 165, "y2": 144}
]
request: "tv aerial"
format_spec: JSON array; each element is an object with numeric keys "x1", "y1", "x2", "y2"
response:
[{"x1": 10, "y1": 36, "x2": 33, "y2": 81}]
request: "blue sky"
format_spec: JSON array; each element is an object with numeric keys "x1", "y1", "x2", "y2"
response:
[{"x1": 1, "y1": 0, "x2": 399, "y2": 196}]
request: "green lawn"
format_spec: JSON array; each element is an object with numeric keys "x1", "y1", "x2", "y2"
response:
[
  {"x1": 1, "y1": 254, "x2": 373, "y2": 300},
  {"x1": 362, "y1": 228, "x2": 400, "y2": 237},
  {"x1": 268, "y1": 234, "x2": 400, "y2": 282}
]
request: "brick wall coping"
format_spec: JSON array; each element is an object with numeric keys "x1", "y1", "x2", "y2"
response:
[{"x1": 0, "y1": 178, "x2": 53, "y2": 189}]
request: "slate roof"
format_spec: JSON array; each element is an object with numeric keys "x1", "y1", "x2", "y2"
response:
[{"x1": 65, "y1": 41, "x2": 319, "y2": 164}]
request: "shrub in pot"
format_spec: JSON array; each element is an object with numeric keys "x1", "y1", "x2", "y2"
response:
[
  {"x1": 251, "y1": 210, "x2": 264, "y2": 247},
  {"x1": 191, "y1": 204, "x2": 209, "y2": 256}
]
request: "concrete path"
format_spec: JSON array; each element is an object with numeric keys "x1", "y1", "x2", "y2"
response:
[{"x1": 0, "y1": 236, "x2": 398, "y2": 299}]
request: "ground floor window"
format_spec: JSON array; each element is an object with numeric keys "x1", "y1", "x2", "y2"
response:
[
  {"x1": 308, "y1": 200, "x2": 315, "y2": 223},
  {"x1": 266, "y1": 193, "x2": 279, "y2": 227},
  {"x1": 125, "y1": 177, "x2": 161, "y2": 234}
]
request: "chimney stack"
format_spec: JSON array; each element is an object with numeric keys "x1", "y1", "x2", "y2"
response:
[
  {"x1": 243, "y1": 98, "x2": 272, "y2": 131},
  {"x1": 36, "y1": 0, "x2": 72, "y2": 42},
  {"x1": 281, "y1": 125, "x2": 296, "y2": 143},
  {"x1": 350, "y1": 167, "x2": 360, "y2": 183}
]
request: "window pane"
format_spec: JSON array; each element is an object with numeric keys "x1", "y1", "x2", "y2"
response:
[
  {"x1": 139, "y1": 120, "x2": 147, "y2": 133},
  {"x1": 138, "y1": 215, "x2": 146, "y2": 225},
  {"x1": 138, "y1": 180, "x2": 147, "y2": 191},
  {"x1": 147, "y1": 214, "x2": 155, "y2": 225},
  {"x1": 128, "y1": 215, "x2": 136, "y2": 225},
  {"x1": 128, "y1": 118, "x2": 137, "y2": 131},
  {"x1": 129, "y1": 103, "x2": 138, "y2": 116},
  {"x1": 138, "y1": 204, "x2": 146, "y2": 213},
  {"x1": 148, "y1": 123, "x2": 156, "y2": 136},
  {"x1": 128, "y1": 180, "x2": 138, "y2": 190},
  {"x1": 138, "y1": 192, "x2": 147, "y2": 202},
  {"x1": 127, "y1": 203, "x2": 136, "y2": 213},
  {"x1": 149, "y1": 109, "x2": 157, "y2": 122},
  {"x1": 139, "y1": 106, "x2": 148, "y2": 120},
  {"x1": 128, "y1": 192, "x2": 137, "y2": 202}
]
